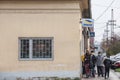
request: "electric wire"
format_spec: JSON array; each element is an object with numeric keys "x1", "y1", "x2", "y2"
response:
[{"x1": 95, "y1": 0, "x2": 115, "y2": 21}]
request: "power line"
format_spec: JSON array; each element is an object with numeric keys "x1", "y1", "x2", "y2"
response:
[{"x1": 95, "y1": 0, "x2": 115, "y2": 21}]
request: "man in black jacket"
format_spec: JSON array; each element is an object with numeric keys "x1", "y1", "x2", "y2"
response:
[
  {"x1": 103, "y1": 56, "x2": 112, "y2": 79},
  {"x1": 90, "y1": 51, "x2": 96, "y2": 77}
]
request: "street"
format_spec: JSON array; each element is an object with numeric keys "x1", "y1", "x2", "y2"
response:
[{"x1": 82, "y1": 70, "x2": 120, "y2": 80}]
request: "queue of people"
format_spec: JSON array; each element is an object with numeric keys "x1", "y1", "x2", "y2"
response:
[{"x1": 82, "y1": 50, "x2": 112, "y2": 79}]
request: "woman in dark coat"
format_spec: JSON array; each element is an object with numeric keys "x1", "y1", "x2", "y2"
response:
[{"x1": 84, "y1": 50, "x2": 91, "y2": 78}]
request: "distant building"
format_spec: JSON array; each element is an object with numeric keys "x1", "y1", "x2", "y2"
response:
[
  {"x1": 0, "y1": 0, "x2": 91, "y2": 80},
  {"x1": 94, "y1": 42, "x2": 104, "y2": 56}
]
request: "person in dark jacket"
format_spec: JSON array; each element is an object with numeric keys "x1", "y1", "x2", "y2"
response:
[
  {"x1": 84, "y1": 50, "x2": 91, "y2": 78},
  {"x1": 90, "y1": 51, "x2": 96, "y2": 77},
  {"x1": 103, "y1": 56, "x2": 112, "y2": 79}
]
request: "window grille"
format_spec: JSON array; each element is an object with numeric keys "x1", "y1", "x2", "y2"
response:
[{"x1": 19, "y1": 37, "x2": 53, "y2": 60}]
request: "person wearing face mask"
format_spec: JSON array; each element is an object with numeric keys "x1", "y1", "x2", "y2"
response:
[{"x1": 96, "y1": 52, "x2": 104, "y2": 77}]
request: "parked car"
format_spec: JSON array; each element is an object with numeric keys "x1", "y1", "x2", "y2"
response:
[
  {"x1": 114, "y1": 56, "x2": 120, "y2": 61},
  {"x1": 111, "y1": 60, "x2": 120, "y2": 69},
  {"x1": 110, "y1": 53, "x2": 120, "y2": 64}
]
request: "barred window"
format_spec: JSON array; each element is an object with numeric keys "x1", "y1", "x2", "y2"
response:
[
  {"x1": 19, "y1": 37, "x2": 53, "y2": 60},
  {"x1": 20, "y1": 39, "x2": 29, "y2": 58}
]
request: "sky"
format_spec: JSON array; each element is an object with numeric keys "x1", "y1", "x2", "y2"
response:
[{"x1": 91, "y1": 0, "x2": 120, "y2": 43}]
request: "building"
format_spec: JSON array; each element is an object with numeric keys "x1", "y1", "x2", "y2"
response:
[{"x1": 0, "y1": 0, "x2": 91, "y2": 80}]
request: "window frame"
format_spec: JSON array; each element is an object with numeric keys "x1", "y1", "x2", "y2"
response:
[{"x1": 18, "y1": 37, "x2": 54, "y2": 61}]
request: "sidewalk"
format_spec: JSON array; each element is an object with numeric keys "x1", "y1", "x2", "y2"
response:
[
  {"x1": 109, "y1": 70, "x2": 120, "y2": 80},
  {"x1": 82, "y1": 70, "x2": 120, "y2": 80},
  {"x1": 82, "y1": 76, "x2": 106, "y2": 80}
]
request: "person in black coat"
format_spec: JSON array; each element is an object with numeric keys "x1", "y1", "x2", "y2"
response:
[
  {"x1": 90, "y1": 51, "x2": 96, "y2": 77},
  {"x1": 103, "y1": 56, "x2": 112, "y2": 79},
  {"x1": 84, "y1": 50, "x2": 91, "y2": 78}
]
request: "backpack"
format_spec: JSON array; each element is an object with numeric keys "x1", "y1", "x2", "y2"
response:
[{"x1": 104, "y1": 59, "x2": 111, "y2": 67}]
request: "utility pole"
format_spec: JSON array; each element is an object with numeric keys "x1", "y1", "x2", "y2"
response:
[
  {"x1": 111, "y1": 9, "x2": 114, "y2": 42},
  {"x1": 106, "y1": 23, "x2": 109, "y2": 47},
  {"x1": 108, "y1": 9, "x2": 116, "y2": 43},
  {"x1": 104, "y1": 22, "x2": 109, "y2": 50}
]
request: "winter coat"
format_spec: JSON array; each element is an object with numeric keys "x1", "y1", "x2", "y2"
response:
[
  {"x1": 84, "y1": 54, "x2": 90, "y2": 64},
  {"x1": 90, "y1": 54, "x2": 96, "y2": 68},
  {"x1": 103, "y1": 58, "x2": 112, "y2": 68},
  {"x1": 96, "y1": 55, "x2": 104, "y2": 66}
]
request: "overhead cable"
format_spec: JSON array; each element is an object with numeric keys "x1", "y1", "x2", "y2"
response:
[{"x1": 95, "y1": 0, "x2": 115, "y2": 21}]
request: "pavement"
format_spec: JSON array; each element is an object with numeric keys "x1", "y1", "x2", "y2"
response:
[
  {"x1": 82, "y1": 76, "x2": 106, "y2": 80},
  {"x1": 82, "y1": 70, "x2": 120, "y2": 80},
  {"x1": 109, "y1": 70, "x2": 120, "y2": 80}
]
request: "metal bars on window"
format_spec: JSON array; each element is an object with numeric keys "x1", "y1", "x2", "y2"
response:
[
  {"x1": 32, "y1": 39, "x2": 52, "y2": 58},
  {"x1": 19, "y1": 37, "x2": 53, "y2": 60},
  {"x1": 20, "y1": 39, "x2": 29, "y2": 58}
]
